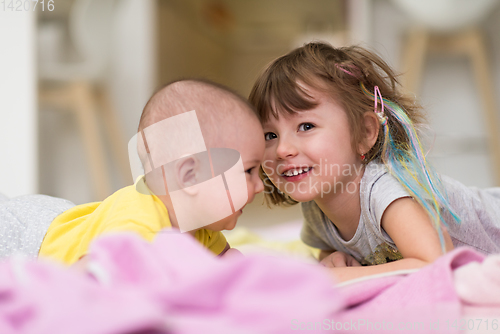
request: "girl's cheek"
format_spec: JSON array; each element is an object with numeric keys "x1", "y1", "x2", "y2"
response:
[
  {"x1": 261, "y1": 166, "x2": 274, "y2": 178},
  {"x1": 261, "y1": 162, "x2": 276, "y2": 180},
  {"x1": 263, "y1": 149, "x2": 277, "y2": 163},
  {"x1": 262, "y1": 151, "x2": 275, "y2": 166}
]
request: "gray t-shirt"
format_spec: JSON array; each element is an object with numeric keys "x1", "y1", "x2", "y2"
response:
[{"x1": 301, "y1": 162, "x2": 500, "y2": 265}]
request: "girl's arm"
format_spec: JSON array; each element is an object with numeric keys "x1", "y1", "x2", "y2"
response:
[
  {"x1": 328, "y1": 197, "x2": 454, "y2": 283},
  {"x1": 382, "y1": 197, "x2": 454, "y2": 261}
]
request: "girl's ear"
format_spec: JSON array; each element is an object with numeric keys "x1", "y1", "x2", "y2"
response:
[{"x1": 359, "y1": 112, "x2": 380, "y2": 154}]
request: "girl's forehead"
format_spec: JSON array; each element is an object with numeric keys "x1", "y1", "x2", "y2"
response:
[
  {"x1": 260, "y1": 78, "x2": 337, "y2": 125},
  {"x1": 263, "y1": 94, "x2": 345, "y2": 128},
  {"x1": 262, "y1": 108, "x2": 309, "y2": 126}
]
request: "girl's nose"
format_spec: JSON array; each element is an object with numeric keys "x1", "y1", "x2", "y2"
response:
[{"x1": 276, "y1": 138, "x2": 298, "y2": 160}]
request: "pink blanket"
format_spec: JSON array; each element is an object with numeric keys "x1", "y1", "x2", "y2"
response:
[
  {"x1": 334, "y1": 248, "x2": 485, "y2": 333},
  {"x1": 0, "y1": 232, "x2": 498, "y2": 334}
]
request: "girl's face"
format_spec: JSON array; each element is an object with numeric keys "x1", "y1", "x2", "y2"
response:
[{"x1": 261, "y1": 89, "x2": 363, "y2": 203}]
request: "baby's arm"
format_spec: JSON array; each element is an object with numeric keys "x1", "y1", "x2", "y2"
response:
[
  {"x1": 218, "y1": 242, "x2": 243, "y2": 258},
  {"x1": 71, "y1": 255, "x2": 90, "y2": 273},
  {"x1": 328, "y1": 197, "x2": 454, "y2": 283}
]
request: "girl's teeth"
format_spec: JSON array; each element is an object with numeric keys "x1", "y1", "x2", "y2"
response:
[{"x1": 284, "y1": 167, "x2": 310, "y2": 177}]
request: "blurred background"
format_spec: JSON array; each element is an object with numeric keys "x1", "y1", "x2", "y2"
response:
[{"x1": 2, "y1": 0, "x2": 500, "y2": 230}]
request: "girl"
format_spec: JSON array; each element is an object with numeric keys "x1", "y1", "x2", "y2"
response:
[{"x1": 249, "y1": 42, "x2": 500, "y2": 282}]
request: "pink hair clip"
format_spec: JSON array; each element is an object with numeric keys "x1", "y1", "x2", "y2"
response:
[
  {"x1": 336, "y1": 65, "x2": 387, "y2": 125},
  {"x1": 374, "y1": 86, "x2": 387, "y2": 125},
  {"x1": 335, "y1": 64, "x2": 362, "y2": 79}
]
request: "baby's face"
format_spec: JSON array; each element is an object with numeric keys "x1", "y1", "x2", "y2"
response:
[{"x1": 205, "y1": 114, "x2": 265, "y2": 231}]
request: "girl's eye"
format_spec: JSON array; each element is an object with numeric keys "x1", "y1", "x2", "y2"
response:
[
  {"x1": 264, "y1": 132, "x2": 277, "y2": 141},
  {"x1": 298, "y1": 123, "x2": 315, "y2": 132},
  {"x1": 245, "y1": 167, "x2": 255, "y2": 174}
]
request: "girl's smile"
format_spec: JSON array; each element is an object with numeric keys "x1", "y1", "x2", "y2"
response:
[{"x1": 279, "y1": 165, "x2": 313, "y2": 181}]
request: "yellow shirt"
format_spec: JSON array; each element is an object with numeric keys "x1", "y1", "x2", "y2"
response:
[{"x1": 39, "y1": 177, "x2": 227, "y2": 264}]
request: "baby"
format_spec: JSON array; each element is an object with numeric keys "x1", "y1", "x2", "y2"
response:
[{"x1": 0, "y1": 79, "x2": 265, "y2": 265}]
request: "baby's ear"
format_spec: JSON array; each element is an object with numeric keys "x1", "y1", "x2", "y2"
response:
[{"x1": 175, "y1": 156, "x2": 199, "y2": 192}]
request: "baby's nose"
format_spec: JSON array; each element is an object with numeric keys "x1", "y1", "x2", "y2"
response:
[{"x1": 254, "y1": 178, "x2": 264, "y2": 194}]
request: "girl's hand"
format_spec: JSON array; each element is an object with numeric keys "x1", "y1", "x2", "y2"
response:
[{"x1": 320, "y1": 251, "x2": 361, "y2": 268}]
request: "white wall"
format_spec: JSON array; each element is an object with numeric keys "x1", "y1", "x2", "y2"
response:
[
  {"x1": 111, "y1": 0, "x2": 157, "y2": 142},
  {"x1": 0, "y1": 10, "x2": 37, "y2": 197},
  {"x1": 39, "y1": 0, "x2": 157, "y2": 204},
  {"x1": 369, "y1": 0, "x2": 500, "y2": 188}
]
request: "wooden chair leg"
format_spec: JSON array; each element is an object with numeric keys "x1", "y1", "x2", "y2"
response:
[
  {"x1": 71, "y1": 82, "x2": 112, "y2": 200},
  {"x1": 466, "y1": 28, "x2": 500, "y2": 185},
  {"x1": 97, "y1": 87, "x2": 132, "y2": 184},
  {"x1": 400, "y1": 28, "x2": 429, "y2": 94}
]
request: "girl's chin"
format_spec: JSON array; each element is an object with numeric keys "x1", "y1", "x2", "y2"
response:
[{"x1": 283, "y1": 191, "x2": 318, "y2": 203}]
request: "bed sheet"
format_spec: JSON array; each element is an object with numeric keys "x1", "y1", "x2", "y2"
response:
[{"x1": 0, "y1": 227, "x2": 498, "y2": 334}]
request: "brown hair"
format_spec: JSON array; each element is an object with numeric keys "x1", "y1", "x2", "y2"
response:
[{"x1": 249, "y1": 42, "x2": 425, "y2": 206}]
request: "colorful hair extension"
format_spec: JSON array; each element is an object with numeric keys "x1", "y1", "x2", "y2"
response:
[{"x1": 360, "y1": 83, "x2": 461, "y2": 253}]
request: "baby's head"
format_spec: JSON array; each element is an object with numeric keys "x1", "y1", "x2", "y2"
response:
[
  {"x1": 138, "y1": 79, "x2": 265, "y2": 232},
  {"x1": 249, "y1": 42, "x2": 425, "y2": 205}
]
